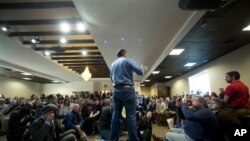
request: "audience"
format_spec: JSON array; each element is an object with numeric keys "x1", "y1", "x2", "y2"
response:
[
  {"x1": 6, "y1": 102, "x2": 33, "y2": 141},
  {"x1": 164, "y1": 96, "x2": 218, "y2": 141},
  {"x1": 31, "y1": 104, "x2": 76, "y2": 141},
  {"x1": 0, "y1": 74, "x2": 249, "y2": 141}
]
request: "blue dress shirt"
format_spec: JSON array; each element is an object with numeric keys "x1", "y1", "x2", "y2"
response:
[{"x1": 111, "y1": 57, "x2": 144, "y2": 85}]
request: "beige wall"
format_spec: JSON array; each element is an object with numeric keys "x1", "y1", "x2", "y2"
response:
[
  {"x1": 166, "y1": 44, "x2": 250, "y2": 96},
  {"x1": 42, "y1": 79, "x2": 113, "y2": 96},
  {"x1": 149, "y1": 84, "x2": 158, "y2": 96},
  {"x1": 0, "y1": 76, "x2": 42, "y2": 98},
  {"x1": 42, "y1": 81, "x2": 94, "y2": 96},
  {"x1": 93, "y1": 80, "x2": 112, "y2": 93},
  {"x1": 141, "y1": 87, "x2": 150, "y2": 97}
]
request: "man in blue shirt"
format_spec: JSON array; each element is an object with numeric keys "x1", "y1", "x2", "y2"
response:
[
  {"x1": 110, "y1": 49, "x2": 147, "y2": 141},
  {"x1": 164, "y1": 96, "x2": 218, "y2": 141}
]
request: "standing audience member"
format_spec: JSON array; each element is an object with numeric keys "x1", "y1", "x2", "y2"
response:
[
  {"x1": 6, "y1": 102, "x2": 33, "y2": 141},
  {"x1": 110, "y1": 49, "x2": 147, "y2": 141},
  {"x1": 164, "y1": 96, "x2": 218, "y2": 141},
  {"x1": 224, "y1": 71, "x2": 250, "y2": 127}
]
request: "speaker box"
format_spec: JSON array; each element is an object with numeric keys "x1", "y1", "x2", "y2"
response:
[{"x1": 179, "y1": 0, "x2": 222, "y2": 10}]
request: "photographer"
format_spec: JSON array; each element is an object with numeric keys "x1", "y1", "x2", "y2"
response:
[
  {"x1": 6, "y1": 102, "x2": 33, "y2": 141},
  {"x1": 31, "y1": 104, "x2": 76, "y2": 141}
]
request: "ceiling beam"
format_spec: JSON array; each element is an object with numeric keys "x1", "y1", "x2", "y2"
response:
[
  {"x1": 0, "y1": 18, "x2": 81, "y2": 26},
  {"x1": 51, "y1": 52, "x2": 101, "y2": 56},
  {"x1": 68, "y1": 65, "x2": 107, "y2": 68},
  {"x1": 0, "y1": 2, "x2": 75, "y2": 10},
  {"x1": 52, "y1": 56, "x2": 104, "y2": 60},
  {"x1": 58, "y1": 60, "x2": 105, "y2": 63},
  {"x1": 34, "y1": 46, "x2": 98, "y2": 51},
  {"x1": 23, "y1": 39, "x2": 95, "y2": 45},
  {"x1": 63, "y1": 63, "x2": 106, "y2": 66},
  {"x1": 9, "y1": 31, "x2": 90, "y2": 37}
]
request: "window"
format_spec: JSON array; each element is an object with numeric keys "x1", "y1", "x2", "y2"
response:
[{"x1": 188, "y1": 71, "x2": 211, "y2": 95}]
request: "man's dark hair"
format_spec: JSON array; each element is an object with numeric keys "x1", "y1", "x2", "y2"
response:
[
  {"x1": 226, "y1": 71, "x2": 240, "y2": 80},
  {"x1": 116, "y1": 49, "x2": 126, "y2": 57},
  {"x1": 47, "y1": 94, "x2": 54, "y2": 101}
]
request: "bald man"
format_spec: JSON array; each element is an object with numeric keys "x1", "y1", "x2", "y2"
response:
[{"x1": 64, "y1": 104, "x2": 84, "y2": 134}]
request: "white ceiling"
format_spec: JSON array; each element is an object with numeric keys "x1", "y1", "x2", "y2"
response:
[
  {"x1": 73, "y1": 0, "x2": 205, "y2": 81},
  {"x1": 0, "y1": 0, "x2": 206, "y2": 83}
]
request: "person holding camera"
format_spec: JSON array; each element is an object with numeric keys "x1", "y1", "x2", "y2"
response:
[{"x1": 31, "y1": 104, "x2": 76, "y2": 141}]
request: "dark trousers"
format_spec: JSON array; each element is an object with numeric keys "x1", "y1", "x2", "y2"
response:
[
  {"x1": 7, "y1": 136, "x2": 21, "y2": 141},
  {"x1": 111, "y1": 87, "x2": 139, "y2": 141}
]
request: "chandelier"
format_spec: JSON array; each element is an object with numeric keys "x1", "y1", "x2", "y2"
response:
[{"x1": 82, "y1": 67, "x2": 92, "y2": 81}]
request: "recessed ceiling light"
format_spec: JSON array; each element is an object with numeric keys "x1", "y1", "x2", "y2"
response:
[
  {"x1": 104, "y1": 40, "x2": 108, "y2": 44},
  {"x1": 76, "y1": 22, "x2": 86, "y2": 32},
  {"x1": 31, "y1": 38, "x2": 36, "y2": 44},
  {"x1": 121, "y1": 37, "x2": 125, "y2": 41},
  {"x1": 52, "y1": 80, "x2": 59, "y2": 83},
  {"x1": 1, "y1": 26, "x2": 9, "y2": 32},
  {"x1": 152, "y1": 71, "x2": 160, "y2": 75},
  {"x1": 165, "y1": 76, "x2": 172, "y2": 79},
  {"x1": 184, "y1": 62, "x2": 196, "y2": 67},
  {"x1": 140, "y1": 84, "x2": 145, "y2": 86},
  {"x1": 145, "y1": 79, "x2": 150, "y2": 82},
  {"x1": 60, "y1": 23, "x2": 70, "y2": 32},
  {"x1": 22, "y1": 78, "x2": 31, "y2": 80},
  {"x1": 44, "y1": 51, "x2": 50, "y2": 56},
  {"x1": 242, "y1": 24, "x2": 250, "y2": 31},
  {"x1": 60, "y1": 38, "x2": 67, "y2": 44},
  {"x1": 81, "y1": 50, "x2": 87, "y2": 55},
  {"x1": 21, "y1": 72, "x2": 32, "y2": 76},
  {"x1": 169, "y1": 49, "x2": 185, "y2": 55}
]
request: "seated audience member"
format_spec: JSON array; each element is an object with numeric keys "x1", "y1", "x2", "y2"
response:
[
  {"x1": 0, "y1": 98, "x2": 9, "y2": 116},
  {"x1": 219, "y1": 88, "x2": 225, "y2": 99},
  {"x1": 81, "y1": 98, "x2": 92, "y2": 120},
  {"x1": 211, "y1": 98, "x2": 240, "y2": 141},
  {"x1": 31, "y1": 104, "x2": 76, "y2": 141},
  {"x1": 6, "y1": 102, "x2": 33, "y2": 141},
  {"x1": 175, "y1": 97, "x2": 185, "y2": 128},
  {"x1": 137, "y1": 111, "x2": 153, "y2": 141},
  {"x1": 155, "y1": 97, "x2": 166, "y2": 125},
  {"x1": 99, "y1": 105, "x2": 112, "y2": 140},
  {"x1": 59, "y1": 98, "x2": 71, "y2": 116},
  {"x1": 204, "y1": 95, "x2": 212, "y2": 109},
  {"x1": 0, "y1": 97, "x2": 25, "y2": 134},
  {"x1": 64, "y1": 104, "x2": 85, "y2": 136},
  {"x1": 224, "y1": 71, "x2": 250, "y2": 118},
  {"x1": 211, "y1": 92, "x2": 219, "y2": 99},
  {"x1": 164, "y1": 96, "x2": 218, "y2": 141},
  {"x1": 82, "y1": 98, "x2": 101, "y2": 135}
]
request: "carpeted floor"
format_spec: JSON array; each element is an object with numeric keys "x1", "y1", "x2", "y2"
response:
[{"x1": 0, "y1": 124, "x2": 168, "y2": 141}]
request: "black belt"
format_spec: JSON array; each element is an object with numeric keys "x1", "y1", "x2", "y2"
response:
[{"x1": 113, "y1": 84, "x2": 134, "y2": 88}]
